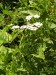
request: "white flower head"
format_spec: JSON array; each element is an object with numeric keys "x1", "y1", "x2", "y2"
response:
[
  {"x1": 20, "y1": 25, "x2": 27, "y2": 29},
  {"x1": 34, "y1": 14, "x2": 40, "y2": 18},
  {"x1": 26, "y1": 15, "x2": 32, "y2": 21},
  {"x1": 29, "y1": 27, "x2": 38, "y2": 31},
  {"x1": 11, "y1": 25, "x2": 20, "y2": 29},
  {"x1": 26, "y1": 25, "x2": 38, "y2": 31},
  {"x1": 34, "y1": 22, "x2": 43, "y2": 27}
]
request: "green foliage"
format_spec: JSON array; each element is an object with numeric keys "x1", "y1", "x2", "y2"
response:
[{"x1": 0, "y1": 0, "x2": 56, "y2": 75}]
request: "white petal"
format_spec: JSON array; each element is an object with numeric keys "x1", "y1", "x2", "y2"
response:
[
  {"x1": 26, "y1": 15, "x2": 32, "y2": 21},
  {"x1": 26, "y1": 26, "x2": 38, "y2": 31},
  {"x1": 11, "y1": 25, "x2": 20, "y2": 29},
  {"x1": 34, "y1": 14, "x2": 40, "y2": 18},
  {"x1": 20, "y1": 25, "x2": 27, "y2": 29},
  {"x1": 34, "y1": 22, "x2": 43, "y2": 27}
]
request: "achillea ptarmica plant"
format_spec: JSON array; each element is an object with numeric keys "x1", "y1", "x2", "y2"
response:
[{"x1": 11, "y1": 14, "x2": 43, "y2": 31}]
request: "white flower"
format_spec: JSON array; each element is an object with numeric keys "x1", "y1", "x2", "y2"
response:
[
  {"x1": 34, "y1": 14, "x2": 40, "y2": 18},
  {"x1": 26, "y1": 25, "x2": 31, "y2": 29},
  {"x1": 34, "y1": 22, "x2": 43, "y2": 27},
  {"x1": 28, "y1": 27, "x2": 38, "y2": 31},
  {"x1": 11, "y1": 25, "x2": 20, "y2": 29},
  {"x1": 26, "y1": 15, "x2": 32, "y2": 21},
  {"x1": 20, "y1": 25, "x2": 27, "y2": 29},
  {"x1": 11, "y1": 22, "x2": 42, "y2": 31},
  {"x1": 26, "y1": 25, "x2": 38, "y2": 31},
  {"x1": 20, "y1": 25, "x2": 38, "y2": 31}
]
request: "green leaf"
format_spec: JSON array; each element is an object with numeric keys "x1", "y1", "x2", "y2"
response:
[
  {"x1": 32, "y1": 44, "x2": 46, "y2": 60},
  {"x1": 48, "y1": 23, "x2": 56, "y2": 29},
  {"x1": 17, "y1": 68, "x2": 26, "y2": 72},
  {"x1": 0, "y1": 30, "x2": 12, "y2": 45}
]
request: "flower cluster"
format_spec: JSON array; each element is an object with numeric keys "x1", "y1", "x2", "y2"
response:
[
  {"x1": 11, "y1": 22, "x2": 43, "y2": 31},
  {"x1": 11, "y1": 14, "x2": 43, "y2": 31},
  {"x1": 12, "y1": 25, "x2": 20, "y2": 29},
  {"x1": 26, "y1": 15, "x2": 32, "y2": 21},
  {"x1": 34, "y1": 22, "x2": 43, "y2": 27},
  {"x1": 20, "y1": 25, "x2": 38, "y2": 31},
  {"x1": 26, "y1": 14, "x2": 40, "y2": 21}
]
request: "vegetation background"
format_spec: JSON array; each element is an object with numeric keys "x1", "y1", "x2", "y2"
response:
[{"x1": 0, "y1": 0, "x2": 56, "y2": 75}]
